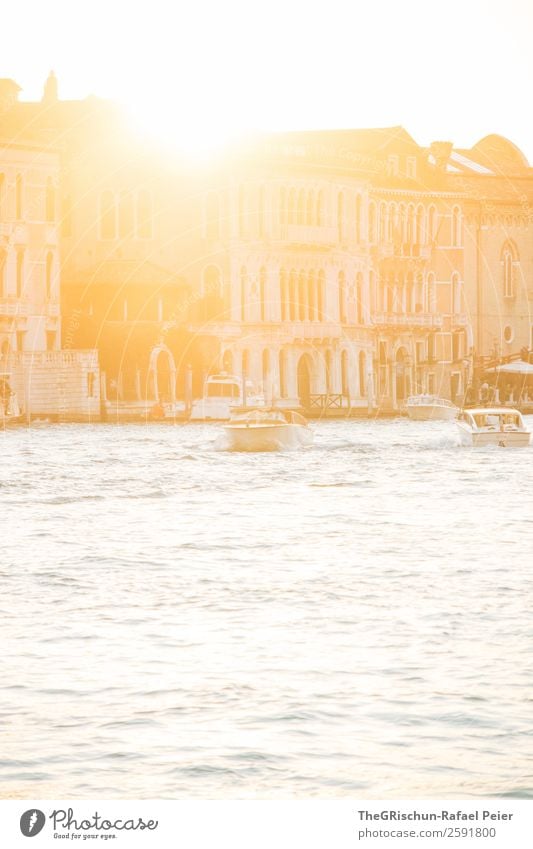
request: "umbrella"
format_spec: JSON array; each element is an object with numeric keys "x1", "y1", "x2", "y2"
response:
[{"x1": 484, "y1": 361, "x2": 533, "y2": 375}]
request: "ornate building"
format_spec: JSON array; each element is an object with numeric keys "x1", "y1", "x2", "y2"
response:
[{"x1": 2, "y1": 72, "x2": 532, "y2": 417}]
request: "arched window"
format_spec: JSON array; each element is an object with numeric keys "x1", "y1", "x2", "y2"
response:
[
  {"x1": 0, "y1": 250, "x2": 6, "y2": 296},
  {"x1": 355, "y1": 195, "x2": 361, "y2": 242},
  {"x1": 205, "y1": 192, "x2": 220, "y2": 240},
  {"x1": 451, "y1": 205, "x2": 462, "y2": 247},
  {"x1": 279, "y1": 349, "x2": 287, "y2": 397},
  {"x1": 427, "y1": 272, "x2": 436, "y2": 313},
  {"x1": 288, "y1": 188, "x2": 296, "y2": 224},
  {"x1": 316, "y1": 190, "x2": 324, "y2": 226},
  {"x1": 368, "y1": 202, "x2": 376, "y2": 243},
  {"x1": 427, "y1": 206, "x2": 437, "y2": 243},
  {"x1": 202, "y1": 265, "x2": 223, "y2": 320},
  {"x1": 119, "y1": 191, "x2": 134, "y2": 238},
  {"x1": 15, "y1": 174, "x2": 24, "y2": 219},
  {"x1": 359, "y1": 351, "x2": 366, "y2": 397},
  {"x1": 306, "y1": 190, "x2": 315, "y2": 225},
  {"x1": 45, "y1": 252, "x2": 54, "y2": 299},
  {"x1": 297, "y1": 189, "x2": 305, "y2": 225},
  {"x1": 240, "y1": 266, "x2": 247, "y2": 321},
  {"x1": 298, "y1": 271, "x2": 306, "y2": 321},
  {"x1": 308, "y1": 271, "x2": 316, "y2": 321},
  {"x1": 337, "y1": 192, "x2": 344, "y2": 242},
  {"x1": 280, "y1": 269, "x2": 288, "y2": 321},
  {"x1": 451, "y1": 272, "x2": 461, "y2": 314},
  {"x1": 317, "y1": 270, "x2": 325, "y2": 321},
  {"x1": 407, "y1": 205, "x2": 415, "y2": 244},
  {"x1": 502, "y1": 242, "x2": 517, "y2": 298},
  {"x1": 100, "y1": 190, "x2": 116, "y2": 239},
  {"x1": 415, "y1": 204, "x2": 424, "y2": 245},
  {"x1": 262, "y1": 349, "x2": 270, "y2": 387},
  {"x1": 259, "y1": 266, "x2": 266, "y2": 321},
  {"x1": 325, "y1": 350, "x2": 332, "y2": 392},
  {"x1": 379, "y1": 202, "x2": 387, "y2": 242},
  {"x1": 356, "y1": 272, "x2": 364, "y2": 324},
  {"x1": 279, "y1": 187, "x2": 287, "y2": 228},
  {"x1": 44, "y1": 178, "x2": 55, "y2": 222},
  {"x1": 341, "y1": 349, "x2": 350, "y2": 396},
  {"x1": 338, "y1": 271, "x2": 347, "y2": 324},
  {"x1": 258, "y1": 186, "x2": 265, "y2": 237},
  {"x1": 289, "y1": 270, "x2": 297, "y2": 320},
  {"x1": 16, "y1": 250, "x2": 24, "y2": 297}
]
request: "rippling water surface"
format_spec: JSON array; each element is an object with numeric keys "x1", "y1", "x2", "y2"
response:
[{"x1": 1, "y1": 419, "x2": 532, "y2": 799}]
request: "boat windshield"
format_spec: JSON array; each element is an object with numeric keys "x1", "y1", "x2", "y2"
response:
[{"x1": 207, "y1": 382, "x2": 240, "y2": 398}]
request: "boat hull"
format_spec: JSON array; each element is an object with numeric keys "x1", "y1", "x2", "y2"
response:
[
  {"x1": 223, "y1": 423, "x2": 313, "y2": 451},
  {"x1": 456, "y1": 423, "x2": 531, "y2": 447},
  {"x1": 407, "y1": 404, "x2": 457, "y2": 421}
]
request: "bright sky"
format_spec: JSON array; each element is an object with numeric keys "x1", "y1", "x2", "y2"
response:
[{"x1": 2, "y1": 0, "x2": 533, "y2": 160}]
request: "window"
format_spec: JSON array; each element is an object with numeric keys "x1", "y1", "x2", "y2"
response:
[
  {"x1": 16, "y1": 331, "x2": 25, "y2": 351},
  {"x1": 259, "y1": 267, "x2": 266, "y2": 322},
  {"x1": 338, "y1": 271, "x2": 347, "y2": 324},
  {"x1": 16, "y1": 174, "x2": 23, "y2": 219},
  {"x1": 316, "y1": 190, "x2": 324, "y2": 226},
  {"x1": 502, "y1": 242, "x2": 516, "y2": 298},
  {"x1": 359, "y1": 351, "x2": 366, "y2": 396},
  {"x1": 240, "y1": 266, "x2": 247, "y2": 321},
  {"x1": 87, "y1": 372, "x2": 96, "y2": 396},
  {"x1": 337, "y1": 192, "x2": 344, "y2": 242},
  {"x1": 406, "y1": 157, "x2": 417, "y2": 179},
  {"x1": 387, "y1": 155, "x2": 399, "y2": 176},
  {"x1": 355, "y1": 195, "x2": 361, "y2": 242},
  {"x1": 427, "y1": 206, "x2": 437, "y2": 243},
  {"x1": 279, "y1": 349, "x2": 286, "y2": 397},
  {"x1": 119, "y1": 191, "x2": 134, "y2": 238},
  {"x1": 356, "y1": 272, "x2": 364, "y2": 324},
  {"x1": 503, "y1": 325, "x2": 514, "y2": 344},
  {"x1": 45, "y1": 178, "x2": 55, "y2": 222},
  {"x1": 428, "y1": 373, "x2": 435, "y2": 393},
  {"x1": 16, "y1": 250, "x2": 24, "y2": 296},
  {"x1": 137, "y1": 190, "x2": 153, "y2": 239},
  {"x1": 45, "y1": 252, "x2": 54, "y2": 299},
  {"x1": 451, "y1": 205, "x2": 462, "y2": 247},
  {"x1": 368, "y1": 202, "x2": 376, "y2": 243},
  {"x1": 0, "y1": 250, "x2": 6, "y2": 296},
  {"x1": 100, "y1": 191, "x2": 116, "y2": 239},
  {"x1": 341, "y1": 350, "x2": 349, "y2": 396}
]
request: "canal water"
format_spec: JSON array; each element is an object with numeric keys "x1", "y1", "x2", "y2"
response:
[{"x1": 1, "y1": 419, "x2": 532, "y2": 799}]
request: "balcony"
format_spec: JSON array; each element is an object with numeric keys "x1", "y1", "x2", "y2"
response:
[
  {"x1": 372, "y1": 312, "x2": 443, "y2": 329},
  {"x1": 371, "y1": 242, "x2": 432, "y2": 261},
  {"x1": 0, "y1": 298, "x2": 60, "y2": 318},
  {"x1": 283, "y1": 224, "x2": 338, "y2": 246}
]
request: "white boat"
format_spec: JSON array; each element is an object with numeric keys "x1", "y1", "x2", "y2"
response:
[
  {"x1": 223, "y1": 409, "x2": 313, "y2": 451},
  {"x1": 189, "y1": 373, "x2": 264, "y2": 421},
  {"x1": 456, "y1": 407, "x2": 531, "y2": 447},
  {"x1": 0, "y1": 372, "x2": 22, "y2": 425},
  {"x1": 406, "y1": 394, "x2": 458, "y2": 421}
]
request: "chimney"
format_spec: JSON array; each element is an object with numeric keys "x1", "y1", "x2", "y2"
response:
[{"x1": 42, "y1": 70, "x2": 58, "y2": 104}]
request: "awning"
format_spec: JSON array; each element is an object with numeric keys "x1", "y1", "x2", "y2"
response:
[{"x1": 485, "y1": 361, "x2": 533, "y2": 375}]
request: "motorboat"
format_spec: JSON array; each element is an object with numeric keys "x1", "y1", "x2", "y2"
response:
[
  {"x1": 0, "y1": 372, "x2": 23, "y2": 426},
  {"x1": 189, "y1": 373, "x2": 264, "y2": 421},
  {"x1": 456, "y1": 407, "x2": 531, "y2": 447},
  {"x1": 406, "y1": 394, "x2": 458, "y2": 421},
  {"x1": 223, "y1": 408, "x2": 313, "y2": 451}
]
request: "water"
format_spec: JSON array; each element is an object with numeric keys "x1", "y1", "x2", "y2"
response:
[{"x1": 1, "y1": 419, "x2": 532, "y2": 799}]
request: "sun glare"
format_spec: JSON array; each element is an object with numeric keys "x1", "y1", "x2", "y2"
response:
[{"x1": 124, "y1": 98, "x2": 249, "y2": 161}]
